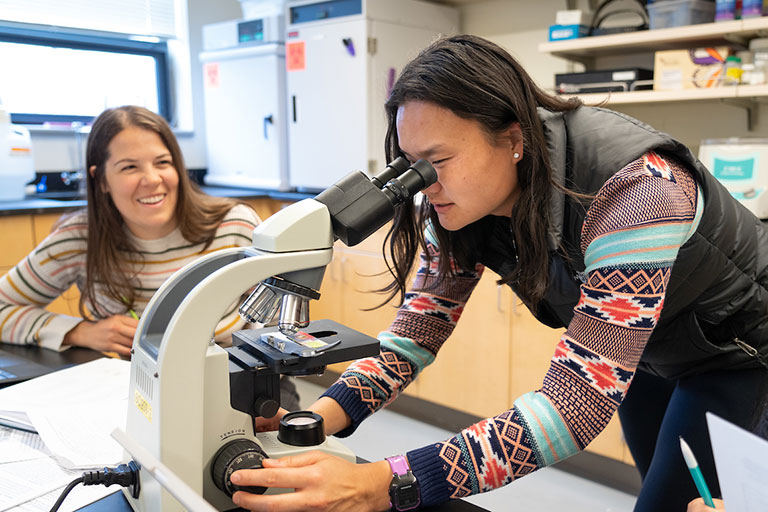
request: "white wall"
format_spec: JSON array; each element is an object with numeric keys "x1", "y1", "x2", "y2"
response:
[{"x1": 181, "y1": 0, "x2": 242, "y2": 168}]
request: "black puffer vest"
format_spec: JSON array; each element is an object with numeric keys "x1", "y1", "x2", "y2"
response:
[{"x1": 477, "y1": 106, "x2": 768, "y2": 379}]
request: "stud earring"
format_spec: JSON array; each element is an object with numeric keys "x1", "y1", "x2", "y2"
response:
[{"x1": 513, "y1": 152, "x2": 520, "y2": 159}]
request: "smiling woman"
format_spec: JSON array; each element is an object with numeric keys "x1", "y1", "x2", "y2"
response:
[{"x1": 0, "y1": 106, "x2": 262, "y2": 357}]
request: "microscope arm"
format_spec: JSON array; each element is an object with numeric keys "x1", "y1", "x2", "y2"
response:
[{"x1": 126, "y1": 199, "x2": 333, "y2": 511}]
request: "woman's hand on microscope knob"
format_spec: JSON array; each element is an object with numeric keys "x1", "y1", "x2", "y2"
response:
[
  {"x1": 231, "y1": 451, "x2": 392, "y2": 512},
  {"x1": 253, "y1": 407, "x2": 289, "y2": 432}
]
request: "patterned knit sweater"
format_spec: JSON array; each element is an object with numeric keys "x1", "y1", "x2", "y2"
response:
[
  {"x1": 0, "y1": 203, "x2": 260, "y2": 350},
  {"x1": 323, "y1": 152, "x2": 704, "y2": 505}
]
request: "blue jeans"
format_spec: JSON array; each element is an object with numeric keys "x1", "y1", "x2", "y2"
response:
[{"x1": 618, "y1": 366, "x2": 768, "y2": 512}]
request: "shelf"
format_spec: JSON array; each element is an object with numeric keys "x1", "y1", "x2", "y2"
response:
[
  {"x1": 560, "y1": 85, "x2": 768, "y2": 105},
  {"x1": 539, "y1": 17, "x2": 768, "y2": 60}
]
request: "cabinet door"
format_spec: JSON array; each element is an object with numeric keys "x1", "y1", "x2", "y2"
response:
[
  {"x1": 32, "y1": 213, "x2": 62, "y2": 244},
  {"x1": 32, "y1": 213, "x2": 81, "y2": 317},
  {"x1": 416, "y1": 271, "x2": 512, "y2": 418},
  {"x1": 0, "y1": 215, "x2": 34, "y2": 268},
  {"x1": 203, "y1": 48, "x2": 288, "y2": 189},
  {"x1": 243, "y1": 198, "x2": 289, "y2": 222},
  {"x1": 508, "y1": 297, "x2": 563, "y2": 401},
  {"x1": 313, "y1": 244, "x2": 421, "y2": 397},
  {"x1": 286, "y1": 19, "x2": 367, "y2": 189},
  {"x1": 313, "y1": 248, "x2": 346, "y2": 329}
]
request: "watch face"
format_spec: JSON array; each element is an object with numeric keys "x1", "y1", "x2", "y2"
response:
[
  {"x1": 395, "y1": 483, "x2": 420, "y2": 508},
  {"x1": 391, "y1": 475, "x2": 421, "y2": 511}
]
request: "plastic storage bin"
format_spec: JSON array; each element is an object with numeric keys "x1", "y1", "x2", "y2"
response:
[{"x1": 648, "y1": 0, "x2": 717, "y2": 30}]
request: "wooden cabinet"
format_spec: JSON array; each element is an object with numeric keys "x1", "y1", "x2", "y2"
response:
[
  {"x1": 417, "y1": 271, "x2": 511, "y2": 418},
  {"x1": 0, "y1": 215, "x2": 35, "y2": 268},
  {"x1": 242, "y1": 198, "x2": 292, "y2": 222},
  {"x1": 311, "y1": 226, "x2": 423, "y2": 397},
  {"x1": 32, "y1": 213, "x2": 81, "y2": 317},
  {"x1": 0, "y1": 212, "x2": 81, "y2": 317}
]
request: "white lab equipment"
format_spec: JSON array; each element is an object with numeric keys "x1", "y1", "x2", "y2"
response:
[
  {"x1": 122, "y1": 158, "x2": 436, "y2": 511},
  {"x1": 240, "y1": 0, "x2": 286, "y2": 19},
  {"x1": 285, "y1": 0, "x2": 458, "y2": 191},
  {"x1": 0, "y1": 99, "x2": 35, "y2": 201},
  {"x1": 698, "y1": 138, "x2": 768, "y2": 219},
  {"x1": 200, "y1": 14, "x2": 290, "y2": 191}
]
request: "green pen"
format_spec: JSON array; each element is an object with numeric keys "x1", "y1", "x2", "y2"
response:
[
  {"x1": 122, "y1": 296, "x2": 139, "y2": 320},
  {"x1": 679, "y1": 436, "x2": 715, "y2": 507}
]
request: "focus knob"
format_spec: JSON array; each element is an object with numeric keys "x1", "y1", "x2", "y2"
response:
[
  {"x1": 254, "y1": 397, "x2": 279, "y2": 419},
  {"x1": 211, "y1": 439, "x2": 269, "y2": 497}
]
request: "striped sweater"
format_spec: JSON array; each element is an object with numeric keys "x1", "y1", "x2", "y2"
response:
[
  {"x1": 323, "y1": 152, "x2": 704, "y2": 505},
  {"x1": 0, "y1": 203, "x2": 260, "y2": 350}
]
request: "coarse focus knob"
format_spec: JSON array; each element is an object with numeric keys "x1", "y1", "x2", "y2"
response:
[{"x1": 211, "y1": 439, "x2": 269, "y2": 497}]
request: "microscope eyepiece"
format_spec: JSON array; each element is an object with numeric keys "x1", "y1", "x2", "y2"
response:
[
  {"x1": 381, "y1": 159, "x2": 437, "y2": 207},
  {"x1": 370, "y1": 156, "x2": 410, "y2": 189}
]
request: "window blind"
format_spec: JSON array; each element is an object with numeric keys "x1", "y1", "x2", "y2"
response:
[{"x1": 0, "y1": 0, "x2": 177, "y2": 38}]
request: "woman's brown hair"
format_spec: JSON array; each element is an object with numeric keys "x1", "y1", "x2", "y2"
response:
[
  {"x1": 82, "y1": 105, "x2": 239, "y2": 318},
  {"x1": 382, "y1": 34, "x2": 582, "y2": 308}
]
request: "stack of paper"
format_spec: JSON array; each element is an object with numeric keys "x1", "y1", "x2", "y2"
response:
[{"x1": 0, "y1": 358, "x2": 131, "y2": 511}]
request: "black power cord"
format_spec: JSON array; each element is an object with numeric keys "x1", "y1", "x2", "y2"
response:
[{"x1": 49, "y1": 461, "x2": 140, "y2": 512}]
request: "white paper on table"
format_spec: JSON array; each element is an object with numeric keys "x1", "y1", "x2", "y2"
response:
[
  {"x1": 0, "y1": 358, "x2": 130, "y2": 414},
  {"x1": 27, "y1": 398, "x2": 128, "y2": 469},
  {"x1": 0, "y1": 425, "x2": 49, "y2": 463},
  {"x1": 0, "y1": 457, "x2": 80, "y2": 511},
  {"x1": 707, "y1": 412, "x2": 768, "y2": 512}
]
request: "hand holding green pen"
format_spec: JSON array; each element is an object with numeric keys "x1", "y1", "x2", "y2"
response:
[{"x1": 680, "y1": 436, "x2": 715, "y2": 508}]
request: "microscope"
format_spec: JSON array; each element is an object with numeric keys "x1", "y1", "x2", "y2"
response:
[{"x1": 122, "y1": 158, "x2": 436, "y2": 511}]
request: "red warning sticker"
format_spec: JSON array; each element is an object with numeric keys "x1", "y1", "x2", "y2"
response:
[
  {"x1": 286, "y1": 41, "x2": 306, "y2": 72},
  {"x1": 204, "y1": 62, "x2": 220, "y2": 88}
]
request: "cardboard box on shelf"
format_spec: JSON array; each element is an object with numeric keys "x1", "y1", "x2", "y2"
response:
[
  {"x1": 653, "y1": 47, "x2": 731, "y2": 90},
  {"x1": 555, "y1": 9, "x2": 590, "y2": 25}
]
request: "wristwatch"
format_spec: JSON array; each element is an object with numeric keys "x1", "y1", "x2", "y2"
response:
[{"x1": 386, "y1": 455, "x2": 421, "y2": 511}]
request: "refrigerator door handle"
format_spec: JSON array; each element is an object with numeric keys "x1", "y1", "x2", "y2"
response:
[{"x1": 263, "y1": 114, "x2": 274, "y2": 139}]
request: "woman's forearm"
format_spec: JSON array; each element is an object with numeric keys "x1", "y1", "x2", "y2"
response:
[{"x1": 309, "y1": 396, "x2": 352, "y2": 435}]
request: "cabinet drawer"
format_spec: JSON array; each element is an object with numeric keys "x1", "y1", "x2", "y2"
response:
[{"x1": 0, "y1": 216, "x2": 34, "y2": 267}]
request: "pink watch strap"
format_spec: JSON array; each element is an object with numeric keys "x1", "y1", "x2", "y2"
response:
[{"x1": 386, "y1": 455, "x2": 410, "y2": 475}]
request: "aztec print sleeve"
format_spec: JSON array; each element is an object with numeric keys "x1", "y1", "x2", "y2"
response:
[
  {"x1": 403, "y1": 152, "x2": 704, "y2": 506},
  {"x1": 322, "y1": 225, "x2": 484, "y2": 436},
  {"x1": 0, "y1": 214, "x2": 87, "y2": 350}
]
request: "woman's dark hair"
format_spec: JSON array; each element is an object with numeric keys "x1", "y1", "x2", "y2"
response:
[
  {"x1": 83, "y1": 105, "x2": 239, "y2": 318},
  {"x1": 382, "y1": 34, "x2": 582, "y2": 308}
]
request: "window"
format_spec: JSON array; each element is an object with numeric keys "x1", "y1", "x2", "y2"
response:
[
  {"x1": 0, "y1": 26, "x2": 170, "y2": 124},
  {"x1": 0, "y1": 0, "x2": 178, "y2": 124}
]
